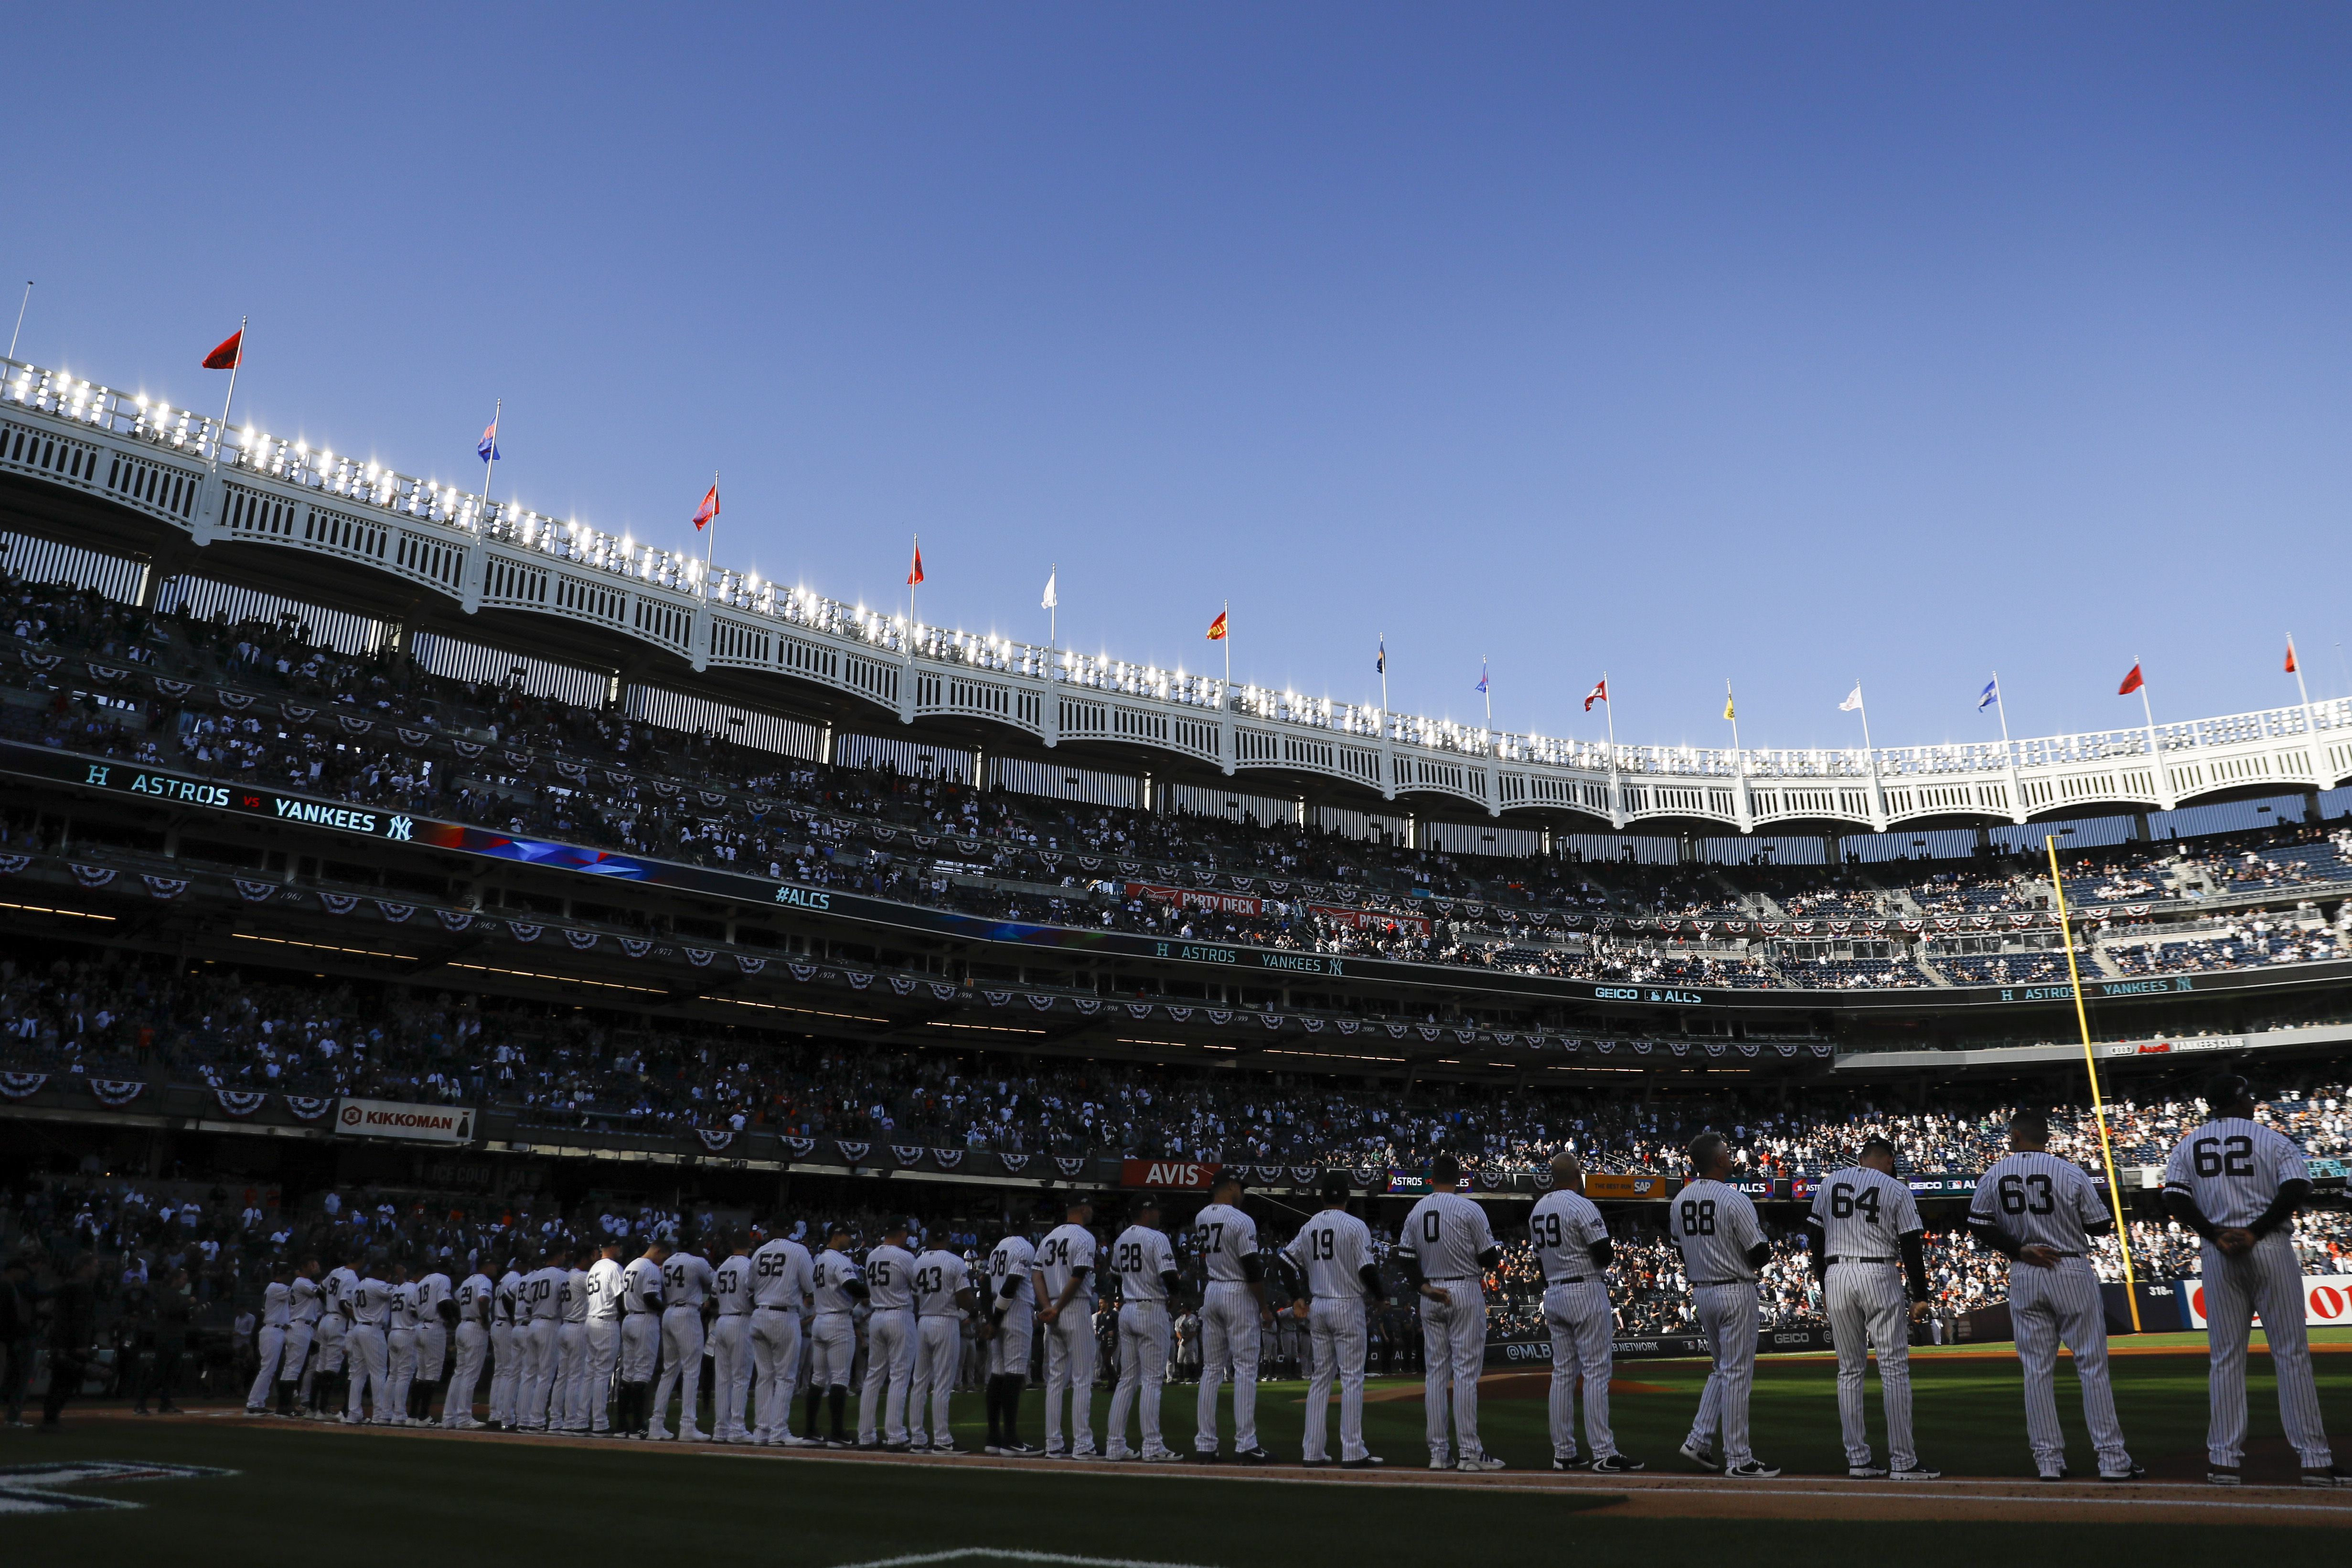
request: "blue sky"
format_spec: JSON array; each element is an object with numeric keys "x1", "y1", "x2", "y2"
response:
[{"x1": 8, "y1": 4, "x2": 2348, "y2": 753}]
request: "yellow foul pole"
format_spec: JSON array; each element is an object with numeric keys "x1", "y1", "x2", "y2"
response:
[{"x1": 2045, "y1": 834, "x2": 2141, "y2": 1332}]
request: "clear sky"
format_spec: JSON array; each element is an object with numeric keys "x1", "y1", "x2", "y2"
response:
[{"x1": 8, "y1": 4, "x2": 2348, "y2": 755}]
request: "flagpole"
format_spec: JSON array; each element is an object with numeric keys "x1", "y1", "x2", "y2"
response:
[
  {"x1": 1603, "y1": 671, "x2": 1620, "y2": 826},
  {"x1": 1222, "y1": 598, "x2": 1230, "y2": 692},
  {"x1": 1855, "y1": 681, "x2": 1885, "y2": 832},
  {"x1": 1483, "y1": 659, "x2": 1492, "y2": 730},
  {"x1": 700, "y1": 469, "x2": 720, "y2": 603},
  {"x1": 2133, "y1": 654, "x2": 2165, "y2": 808},
  {"x1": 1992, "y1": 670, "x2": 2023, "y2": 824},
  {"x1": 2290, "y1": 634, "x2": 2320, "y2": 789},
  {"x1": 480, "y1": 397, "x2": 501, "y2": 524},
  {"x1": 212, "y1": 314, "x2": 246, "y2": 469},
  {"x1": 1725, "y1": 678, "x2": 1740, "y2": 754},
  {"x1": 2046, "y1": 832, "x2": 2143, "y2": 1334},
  {"x1": 1379, "y1": 633, "x2": 1389, "y2": 714},
  {"x1": 909, "y1": 534, "x2": 920, "y2": 642},
  {"x1": 5, "y1": 281, "x2": 28, "y2": 366},
  {"x1": 1048, "y1": 562, "x2": 1057, "y2": 651}
]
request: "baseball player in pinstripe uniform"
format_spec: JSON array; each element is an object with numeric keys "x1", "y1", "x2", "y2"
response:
[
  {"x1": 614, "y1": 1242, "x2": 667, "y2": 1438},
  {"x1": 981, "y1": 1218, "x2": 1040, "y2": 1456},
  {"x1": 487, "y1": 1258, "x2": 522, "y2": 1428},
  {"x1": 308, "y1": 1256, "x2": 355, "y2": 1419},
  {"x1": 1968, "y1": 1110, "x2": 2139, "y2": 1481},
  {"x1": 1036, "y1": 1197, "x2": 1102, "y2": 1459},
  {"x1": 443, "y1": 1261, "x2": 495, "y2": 1429},
  {"x1": 709, "y1": 1237, "x2": 756, "y2": 1443},
  {"x1": 554, "y1": 1250, "x2": 591, "y2": 1432},
  {"x1": 344, "y1": 1259, "x2": 393, "y2": 1425},
  {"x1": 517, "y1": 1247, "x2": 565, "y2": 1432},
  {"x1": 748, "y1": 1218, "x2": 814, "y2": 1446},
  {"x1": 384, "y1": 1261, "x2": 419, "y2": 1425},
  {"x1": 806, "y1": 1222, "x2": 865, "y2": 1447},
  {"x1": 1104, "y1": 1195, "x2": 1183, "y2": 1463},
  {"x1": 857, "y1": 1219, "x2": 921, "y2": 1451},
  {"x1": 1191, "y1": 1172, "x2": 1274, "y2": 1463},
  {"x1": 583, "y1": 1241, "x2": 624, "y2": 1436},
  {"x1": 1807, "y1": 1138, "x2": 1937, "y2": 1480},
  {"x1": 1276, "y1": 1172, "x2": 1387, "y2": 1469},
  {"x1": 650, "y1": 1239, "x2": 716, "y2": 1441},
  {"x1": 246, "y1": 1262, "x2": 293, "y2": 1415},
  {"x1": 1669, "y1": 1133, "x2": 1778, "y2": 1478},
  {"x1": 412, "y1": 1261, "x2": 454, "y2": 1423},
  {"x1": 1398, "y1": 1152, "x2": 1505, "y2": 1472},
  {"x1": 910, "y1": 1233, "x2": 978, "y2": 1452},
  {"x1": 1531, "y1": 1153, "x2": 1641, "y2": 1473},
  {"x1": 2162, "y1": 1073, "x2": 2349, "y2": 1487}
]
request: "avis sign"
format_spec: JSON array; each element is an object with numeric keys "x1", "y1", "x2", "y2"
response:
[
  {"x1": 334, "y1": 1098, "x2": 477, "y2": 1145},
  {"x1": 2183, "y1": 1273, "x2": 2352, "y2": 1329},
  {"x1": 1121, "y1": 1160, "x2": 1222, "y2": 1190}
]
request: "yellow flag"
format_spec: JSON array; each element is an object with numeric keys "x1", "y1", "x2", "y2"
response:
[{"x1": 1723, "y1": 687, "x2": 1736, "y2": 721}]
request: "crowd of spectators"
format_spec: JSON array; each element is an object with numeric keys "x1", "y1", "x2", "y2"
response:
[{"x1": 8, "y1": 574, "x2": 2352, "y2": 994}]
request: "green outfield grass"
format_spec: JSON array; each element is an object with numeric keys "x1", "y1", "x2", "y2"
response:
[{"x1": 7, "y1": 1338, "x2": 2349, "y2": 1566}]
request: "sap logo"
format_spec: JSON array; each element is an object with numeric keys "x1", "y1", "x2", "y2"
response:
[
  {"x1": 1594, "y1": 986, "x2": 1640, "y2": 1001},
  {"x1": 773, "y1": 885, "x2": 833, "y2": 911}
]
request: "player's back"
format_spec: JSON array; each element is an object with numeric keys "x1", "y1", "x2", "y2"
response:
[
  {"x1": 913, "y1": 1249, "x2": 970, "y2": 1316},
  {"x1": 562, "y1": 1268, "x2": 590, "y2": 1322},
  {"x1": 1669, "y1": 1178, "x2": 1763, "y2": 1282},
  {"x1": 750, "y1": 1238, "x2": 813, "y2": 1309},
  {"x1": 291, "y1": 1275, "x2": 323, "y2": 1322},
  {"x1": 1400, "y1": 1191, "x2": 1491, "y2": 1280},
  {"x1": 2163, "y1": 1117, "x2": 2308, "y2": 1228},
  {"x1": 1193, "y1": 1203, "x2": 1259, "y2": 1282},
  {"x1": 1971, "y1": 1152, "x2": 2104, "y2": 1254},
  {"x1": 262, "y1": 1280, "x2": 291, "y2": 1327},
  {"x1": 865, "y1": 1243, "x2": 918, "y2": 1311},
  {"x1": 457, "y1": 1272, "x2": 493, "y2": 1323},
  {"x1": 988, "y1": 1234, "x2": 1037, "y2": 1307},
  {"x1": 1808, "y1": 1165, "x2": 1922, "y2": 1259},
  {"x1": 712, "y1": 1254, "x2": 754, "y2": 1314},
  {"x1": 1529, "y1": 1188, "x2": 1608, "y2": 1284},
  {"x1": 812, "y1": 1248, "x2": 864, "y2": 1313},
  {"x1": 621, "y1": 1257, "x2": 663, "y2": 1311},
  {"x1": 586, "y1": 1258, "x2": 624, "y2": 1316},
  {"x1": 663, "y1": 1251, "x2": 714, "y2": 1307},
  {"x1": 351, "y1": 1277, "x2": 391, "y2": 1325},
  {"x1": 1287, "y1": 1210, "x2": 1372, "y2": 1299},
  {"x1": 1036, "y1": 1223, "x2": 1097, "y2": 1304},
  {"x1": 1110, "y1": 1225, "x2": 1174, "y2": 1303},
  {"x1": 324, "y1": 1265, "x2": 358, "y2": 1316}
]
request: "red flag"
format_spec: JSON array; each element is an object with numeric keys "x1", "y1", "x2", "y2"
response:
[
  {"x1": 1205, "y1": 610, "x2": 1228, "y2": 641},
  {"x1": 2117, "y1": 663, "x2": 2144, "y2": 696},
  {"x1": 1583, "y1": 677, "x2": 1608, "y2": 712},
  {"x1": 692, "y1": 484, "x2": 719, "y2": 530},
  {"x1": 907, "y1": 542, "x2": 925, "y2": 587},
  {"x1": 203, "y1": 330, "x2": 243, "y2": 370},
  {"x1": 2286, "y1": 640, "x2": 2299, "y2": 674}
]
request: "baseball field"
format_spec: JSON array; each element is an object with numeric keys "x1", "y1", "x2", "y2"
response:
[{"x1": 8, "y1": 1332, "x2": 2350, "y2": 1565}]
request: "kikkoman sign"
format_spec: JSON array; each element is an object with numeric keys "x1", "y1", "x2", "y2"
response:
[{"x1": 333, "y1": 1098, "x2": 477, "y2": 1144}]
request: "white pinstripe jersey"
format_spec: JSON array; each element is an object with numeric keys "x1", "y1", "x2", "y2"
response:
[
  {"x1": 988, "y1": 1234, "x2": 1037, "y2": 1306},
  {"x1": 290, "y1": 1276, "x2": 323, "y2": 1324},
  {"x1": 749, "y1": 1238, "x2": 813, "y2": 1311},
  {"x1": 1193, "y1": 1204, "x2": 1261, "y2": 1283},
  {"x1": 620, "y1": 1257, "x2": 664, "y2": 1314},
  {"x1": 323, "y1": 1266, "x2": 358, "y2": 1319},
  {"x1": 864, "y1": 1242, "x2": 918, "y2": 1311},
  {"x1": 1282, "y1": 1209, "x2": 1375, "y2": 1301},
  {"x1": 661, "y1": 1251, "x2": 715, "y2": 1308},
  {"x1": 1398, "y1": 1192, "x2": 1494, "y2": 1280},
  {"x1": 1035, "y1": 1224, "x2": 1097, "y2": 1305},
  {"x1": 1807, "y1": 1166, "x2": 1923, "y2": 1258},
  {"x1": 2162, "y1": 1118, "x2": 2309, "y2": 1229},
  {"x1": 1529, "y1": 1189, "x2": 1610, "y2": 1284},
  {"x1": 1668, "y1": 1179, "x2": 1764, "y2": 1282},
  {"x1": 260, "y1": 1280, "x2": 292, "y2": 1329},
  {"x1": 712, "y1": 1254, "x2": 755, "y2": 1315},
  {"x1": 456, "y1": 1271, "x2": 495, "y2": 1325},
  {"x1": 1969, "y1": 1152, "x2": 2107, "y2": 1253},
  {"x1": 913, "y1": 1249, "x2": 972, "y2": 1319},
  {"x1": 811, "y1": 1247, "x2": 864, "y2": 1313},
  {"x1": 1110, "y1": 1225, "x2": 1176, "y2": 1303}
]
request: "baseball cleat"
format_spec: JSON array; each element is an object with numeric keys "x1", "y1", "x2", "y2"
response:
[
  {"x1": 1457, "y1": 1453, "x2": 1507, "y2": 1472},
  {"x1": 2039, "y1": 1467, "x2": 2069, "y2": 1482},
  {"x1": 1553, "y1": 1454, "x2": 1593, "y2": 1471},
  {"x1": 2208, "y1": 1465, "x2": 2242, "y2": 1487},
  {"x1": 2100, "y1": 1464, "x2": 2145, "y2": 1482},
  {"x1": 2302, "y1": 1466, "x2": 2352, "y2": 1487},
  {"x1": 1849, "y1": 1463, "x2": 1890, "y2": 1479},
  {"x1": 1188, "y1": 1450, "x2": 1222, "y2": 1464},
  {"x1": 1300, "y1": 1457, "x2": 1334, "y2": 1468},
  {"x1": 982, "y1": 1444, "x2": 1005, "y2": 1456},
  {"x1": 1142, "y1": 1449, "x2": 1184, "y2": 1463},
  {"x1": 1069, "y1": 1448, "x2": 1102, "y2": 1461},
  {"x1": 1589, "y1": 1455, "x2": 1645, "y2": 1474},
  {"x1": 1725, "y1": 1460, "x2": 1781, "y2": 1479},
  {"x1": 1429, "y1": 1455, "x2": 1453, "y2": 1470},
  {"x1": 998, "y1": 1441, "x2": 1040, "y2": 1457},
  {"x1": 1888, "y1": 1464, "x2": 1941, "y2": 1481},
  {"x1": 1340, "y1": 1455, "x2": 1386, "y2": 1470},
  {"x1": 1104, "y1": 1448, "x2": 1135, "y2": 1462},
  {"x1": 1235, "y1": 1447, "x2": 1272, "y2": 1465},
  {"x1": 1678, "y1": 1438, "x2": 1716, "y2": 1470}
]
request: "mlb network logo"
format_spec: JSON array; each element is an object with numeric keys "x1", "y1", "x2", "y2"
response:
[{"x1": 1121, "y1": 1159, "x2": 1223, "y2": 1190}]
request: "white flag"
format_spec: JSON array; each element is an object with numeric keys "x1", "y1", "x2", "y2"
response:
[
  {"x1": 1041, "y1": 570, "x2": 1058, "y2": 610},
  {"x1": 1839, "y1": 684, "x2": 1863, "y2": 712}
]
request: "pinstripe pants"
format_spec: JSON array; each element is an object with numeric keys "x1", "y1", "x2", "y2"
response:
[
  {"x1": 1543, "y1": 1280, "x2": 1617, "y2": 1461},
  {"x1": 2010, "y1": 1259, "x2": 2129, "y2": 1473},
  {"x1": 2200, "y1": 1234, "x2": 2334, "y2": 1468},
  {"x1": 1828, "y1": 1263, "x2": 1915, "y2": 1469},
  {"x1": 1688, "y1": 1282, "x2": 1759, "y2": 1468}
]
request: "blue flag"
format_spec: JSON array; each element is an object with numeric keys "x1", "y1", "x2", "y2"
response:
[
  {"x1": 1375, "y1": 638, "x2": 1385, "y2": 675},
  {"x1": 1978, "y1": 677, "x2": 1999, "y2": 712},
  {"x1": 477, "y1": 420, "x2": 500, "y2": 464},
  {"x1": 1476, "y1": 661, "x2": 1489, "y2": 695}
]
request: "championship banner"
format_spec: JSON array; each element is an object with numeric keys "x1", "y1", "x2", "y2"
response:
[
  {"x1": 1305, "y1": 903, "x2": 1433, "y2": 937},
  {"x1": 1121, "y1": 1158, "x2": 1223, "y2": 1190},
  {"x1": 1123, "y1": 882, "x2": 1264, "y2": 917},
  {"x1": 2183, "y1": 1274, "x2": 2352, "y2": 1329},
  {"x1": 333, "y1": 1098, "x2": 477, "y2": 1144}
]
